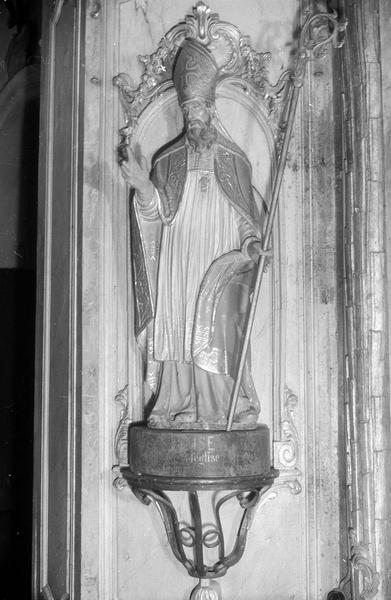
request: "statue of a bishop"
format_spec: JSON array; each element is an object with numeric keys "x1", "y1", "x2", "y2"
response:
[{"x1": 121, "y1": 39, "x2": 267, "y2": 429}]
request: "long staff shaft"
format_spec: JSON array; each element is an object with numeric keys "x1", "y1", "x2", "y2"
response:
[
  {"x1": 226, "y1": 82, "x2": 301, "y2": 431},
  {"x1": 226, "y1": 10, "x2": 346, "y2": 430}
]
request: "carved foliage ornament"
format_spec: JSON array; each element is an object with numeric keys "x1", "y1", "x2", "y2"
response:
[
  {"x1": 273, "y1": 387, "x2": 302, "y2": 494},
  {"x1": 349, "y1": 529, "x2": 380, "y2": 599},
  {"x1": 327, "y1": 529, "x2": 380, "y2": 600},
  {"x1": 112, "y1": 384, "x2": 130, "y2": 490},
  {"x1": 114, "y1": 2, "x2": 277, "y2": 158}
]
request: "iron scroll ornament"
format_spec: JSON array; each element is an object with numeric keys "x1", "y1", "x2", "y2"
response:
[
  {"x1": 120, "y1": 424, "x2": 279, "y2": 597},
  {"x1": 130, "y1": 486, "x2": 274, "y2": 581}
]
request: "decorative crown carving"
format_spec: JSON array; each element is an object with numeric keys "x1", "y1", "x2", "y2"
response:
[
  {"x1": 114, "y1": 3, "x2": 346, "y2": 160},
  {"x1": 113, "y1": 2, "x2": 283, "y2": 160}
]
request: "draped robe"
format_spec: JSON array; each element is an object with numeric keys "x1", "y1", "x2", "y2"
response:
[{"x1": 132, "y1": 131, "x2": 263, "y2": 428}]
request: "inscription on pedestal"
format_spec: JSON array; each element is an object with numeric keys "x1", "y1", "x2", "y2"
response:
[
  {"x1": 128, "y1": 425, "x2": 270, "y2": 481},
  {"x1": 190, "y1": 436, "x2": 220, "y2": 465}
]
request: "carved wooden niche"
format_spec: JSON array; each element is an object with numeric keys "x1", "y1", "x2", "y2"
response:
[{"x1": 114, "y1": 2, "x2": 301, "y2": 486}]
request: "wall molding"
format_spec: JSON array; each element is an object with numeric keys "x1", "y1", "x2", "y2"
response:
[
  {"x1": 335, "y1": 1, "x2": 391, "y2": 597},
  {"x1": 33, "y1": 1, "x2": 83, "y2": 598}
]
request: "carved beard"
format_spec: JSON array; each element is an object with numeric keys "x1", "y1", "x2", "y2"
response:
[{"x1": 187, "y1": 120, "x2": 217, "y2": 153}]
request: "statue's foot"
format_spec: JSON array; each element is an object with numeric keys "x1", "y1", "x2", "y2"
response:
[
  {"x1": 147, "y1": 414, "x2": 169, "y2": 428},
  {"x1": 234, "y1": 410, "x2": 257, "y2": 421},
  {"x1": 148, "y1": 411, "x2": 197, "y2": 429},
  {"x1": 233, "y1": 408, "x2": 258, "y2": 427},
  {"x1": 148, "y1": 410, "x2": 259, "y2": 430}
]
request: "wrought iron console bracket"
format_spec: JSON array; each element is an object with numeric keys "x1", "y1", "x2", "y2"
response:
[
  {"x1": 121, "y1": 468, "x2": 278, "y2": 582},
  {"x1": 120, "y1": 425, "x2": 278, "y2": 598}
]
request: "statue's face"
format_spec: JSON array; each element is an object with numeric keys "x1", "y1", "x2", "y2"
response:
[
  {"x1": 182, "y1": 99, "x2": 216, "y2": 152},
  {"x1": 183, "y1": 100, "x2": 211, "y2": 130}
]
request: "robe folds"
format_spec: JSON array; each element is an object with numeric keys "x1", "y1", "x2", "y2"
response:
[{"x1": 131, "y1": 132, "x2": 263, "y2": 425}]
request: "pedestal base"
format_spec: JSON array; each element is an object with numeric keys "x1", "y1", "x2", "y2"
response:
[{"x1": 122, "y1": 424, "x2": 277, "y2": 491}]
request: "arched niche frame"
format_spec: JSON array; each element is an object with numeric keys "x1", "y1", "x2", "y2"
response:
[{"x1": 113, "y1": 1, "x2": 301, "y2": 493}]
